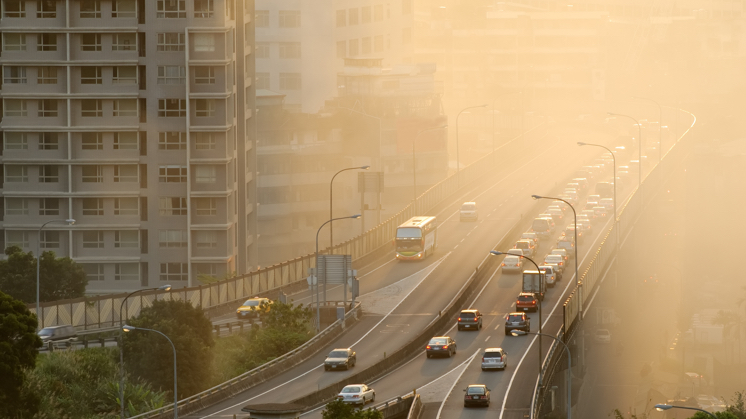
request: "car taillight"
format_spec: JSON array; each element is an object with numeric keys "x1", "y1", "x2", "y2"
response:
[
  {"x1": 426, "y1": 345, "x2": 431, "y2": 349},
  {"x1": 481, "y1": 357, "x2": 485, "y2": 362},
  {"x1": 442, "y1": 345, "x2": 449, "y2": 349},
  {"x1": 458, "y1": 318, "x2": 462, "y2": 321},
  {"x1": 531, "y1": 301, "x2": 536, "y2": 305},
  {"x1": 352, "y1": 395, "x2": 359, "y2": 398},
  {"x1": 501, "y1": 263, "x2": 506, "y2": 266},
  {"x1": 481, "y1": 396, "x2": 487, "y2": 399}
]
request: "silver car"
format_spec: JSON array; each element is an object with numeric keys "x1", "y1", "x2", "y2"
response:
[
  {"x1": 337, "y1": 384, "x2": 375, "y2": 406},
  {"x1": 480, "y1": 348, "x2": 507, "y2": 371}
]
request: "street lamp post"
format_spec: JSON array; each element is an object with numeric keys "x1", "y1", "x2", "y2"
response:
[
  {"x1": 36, "y1": 218, "x2": 75, "y2": 329},
  {"x1": 490, "y1": 250, "x2": 544, "y2": 381},
  {"x1": 122, "y1": 325, "x2": 178, "y2": 419},
  {"x1": 511, "y1": 330, "x2": 572, "y2": 419},
  {"x1": 329, "y1": 166, "x2": 369, "y2": 254},
  {"x1": 119, "y1": 285, "x2": 172, "y2": 419},
  {"x1": 315, "y1": 215, "x2": 361, "y2": 331},
  {"x1": 413, "y1": 125, "x2": 447, "y2": 213},
  {"x1": 577, "y1": 142, "x2": 617, "y2": 245},
  {"x1": 654, "y1": 404, "x2": 717, "y2": 419},
  {"x1": 532, "y1": 195, "x2": 580, "y2": 319},
  {"x1": 608, "y1": 112, "x2": 642, "y2": 189},
  {"x1": 455, "y1": 104, "x2": 488, "y2": 187},
  {"x1": 632, "y1": 96, "x2": 663, "y2": 163}
]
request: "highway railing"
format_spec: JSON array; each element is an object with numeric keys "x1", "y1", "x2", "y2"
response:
[{"x1": 31, "y1": 122, "x2": 545, "y2": 331}]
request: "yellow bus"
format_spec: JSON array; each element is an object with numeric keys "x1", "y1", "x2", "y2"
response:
[{"x1": 395, "y1": 216, "x2": 437, "y2": 261}]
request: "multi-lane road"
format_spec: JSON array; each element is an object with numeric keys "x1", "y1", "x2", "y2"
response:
[{"x1": 184, "y1": 123, "x2": 649, "y2": 419}]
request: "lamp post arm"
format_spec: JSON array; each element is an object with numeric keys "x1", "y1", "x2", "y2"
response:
[{"x1": 134, "y1": 327, "x2": 178, "y2": 419}]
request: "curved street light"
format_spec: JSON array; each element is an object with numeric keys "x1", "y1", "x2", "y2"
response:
[
  {"x1": 577, "y1": 142, "x2": 618, "y2": 245},
  {"x1": 654, "y1": 403, "x2": 717, "y2": 419},
  {"x1": 122, "y1": 325, "x2": 178, "y2": 418},
  {"x1": 413, "y1": 125, "x2": 447, "y2": 213},
  {"x1": 608, "y1": 112, "x2": 642, "y2": 190},
  {"x1": 330, "y1": 166, "x2": 369, "y2": 254},
  {"x1": 36, "y1": 218, "x2": 75, "y2": 329},
  {"x1": 632, "y1": 96, "x2": 663, "y2": 163},
  {"x1": 456, "y1": 104, "x2": 488, "y2": 187},
  {"x1": 315, "y1": 215, "x2": 362, "y2": 331}
]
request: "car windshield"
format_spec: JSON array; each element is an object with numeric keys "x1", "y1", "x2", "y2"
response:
[
  {"x1": 462, "y1": 204, "x2": 476, "y2": 210},
  {"x1": 38, "y1": 328, "x2": 54, "y2": 336},
  {"x1": 396, "y1": 228, "x2": 422, "y2": 239},
  {"x1": 329, "y1": 351, "x2": 348, "y2": 358},
  {"x1": 429, "y1": 338, "x2": 447, "y2": 345},
  {"x1": 505, "y1": 256, "x2": 519, "y2": 263},
  {"x1": 532, "y1": 220, "x2": 549, "y2": 230},
  {"x1": 483, "y1": 352, "x2": 502, "y2": 358},
  {"x1": 516, "y1": 242, "x2": 528, "y2": 249},
  {"x1": 518, "y1": 295, "x2": 534, "y2": 302},
  {"x1": 508, "y1": 315, "x2": 524, "y2": 322},
  {"x1": 460, "y1": 312, "x2": 475, "y2": 318},
  {"x1": 467, "y1": 387, "x2": 486, "y2": 395},
  {"x1": 242, "y1": 300, "x2": 261, "y2": 306},
  {"x1": 342, "y1": 386, "x2": 361, "y2": 393},
  {"x1": 546, "y1": 256, "x2": 561, "y2": 262}
]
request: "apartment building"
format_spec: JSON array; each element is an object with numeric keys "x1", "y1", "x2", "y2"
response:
[{"x1": 0, "y1": 0, "x2": 258, "y2": 293}]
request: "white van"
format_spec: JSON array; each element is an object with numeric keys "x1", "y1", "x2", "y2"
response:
[{"x1": 460, "y1": 202, "x2": 478, "y2": 221}]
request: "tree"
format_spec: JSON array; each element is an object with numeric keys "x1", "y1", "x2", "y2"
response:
[
  {"x1": 322, "y1": 399, "x2": 383, "y2": 419},
  {"x1": 0, "y1": 246, "x2": 88, "y2": 304},
  {"x1": 688, "y1": 412, "x2": 738, "y2": 419},
  {"x1": 0, "y1": 290, "x2": 42, "y2": 418},
  {"x1": 123, "y1": 300, "x2": 214, "y2": 398},
  {"x1": 726, "y1": 391, "x2": 746, "y2": 419}
]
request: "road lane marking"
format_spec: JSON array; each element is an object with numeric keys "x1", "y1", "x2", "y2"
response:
[
  {"x1": 436, "y1": 348, "x2": 481, "y2": 419},
  {"x1": 494, "y1": 325, "x2": 500, "y2": 330},
  {"x1": 485, "y1": 336, "x2": 490, "y2": 342}
]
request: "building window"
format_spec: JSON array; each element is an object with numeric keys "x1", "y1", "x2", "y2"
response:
[
  {"x1": 159, "y1": 166, "x2": 187, "y2": 182},
  {"x1": 349, "y1": 39, "x2": 358, "y2": 56},
  {"x1": 37, "y1": 66, "x2": 57, "y2": 84},
  {"x1": 81, "y1": 99, "x2": 103, "y2": 117},
  {"x1": 112, "y1": 33, "x2": 136, "y2": 51},
  {"x1": 114, "y1": 198, "x2": 138, "y2": 215},
  {"x1": 115, "y1": 230, "x2": 139, "y2": 248},
  {"x1": 81, "y1": 34, "x2": 102, "y2": 51},
  {"x1": 255, "y1": 43, "x2": 269, "y2": 58},
  {"x1": 38, "y1": 100, "x2": 58, "y2": 117},
  {"x1": 194, "y1": 67, "x2": 215, "y2": 84},
  {"x1": 114, "y1": 99, "x2": 138, "y2": 117},
  {"x1": 256, "y1": 73, "x2": 270, "y2": 89},
  {"x1": 362, "y1": 6, "x2": 371, "y2": 23},
  {"x1": 82, "y1": 165, "x2": 103, "y2": 183},
  {"x1": 114, "y1": 132, "x2": 138, "y2": 149},
  {"x1": 194, "y1": 132, "x2": 216, "y2": 150},
  {"x1": 4, "y1": 0, "x2": 26, "y2": 17},
  {"x1": 39, "y1": 132, "x2": 58, "y2": 150},
  {"x1": 194, "y1": 0, "x2": 213, "y2": 17},
  {"x1": 374, "y1": 4, "x2": 383, "y2": 21},
  {"x1": 362, "y1": 37, "x2": 371, "y2": 54},
  {"x1": 195, "y1": 165, "x2": 216, "y2": 183},
  {"x1": 193, "y1": 33, "x2": 216, "y2": 52},
  {"x1": 4, "y1": 66, "x2": 27, "y2": 84},
  {"x1": 82, "y1": 231, "x2": 104, "y2": 248},
  {"x1": 6, "y1": 166, "x2": 28, "y2": 182},
  {"x1": 113, "y1": 66, "x2": 137, "y2": 84},
  {"x1": 336, "y1": 41, "x2": 346, "y2": 58},
  {"x1": 279, "y1": 73, "x2": 301, "y2": 90},
  {"x1": 115, "y1": 263, "x2": 139, "y2": 281},
  {"x1": 5, "y1": 133, "x2": 28, "y2": 150},
  {"x1": 159, "y1": 132, "x2": 186, "y2": 150},
  {"x1": 279, "y1": 10, "x2": 300, "y2": 27},
  {"x1": 157, "y1": 0, "x2": 185, "y2": 18},
  {"x1": 82, "y1": 132, "x2": 103, "y2": 150},
  {"x1": 5, "y1": 100, "x2": 27, "y2": 117},
  {"x1": 3, "y1": 33, "x2": 26, "y2": 51},
  {"x1": 157, "y1": 33, "x2": 185, "y2": 51},
  {"x1": 157, "y1": 66, "x2": 185, "y2": 84},
  {"x1": 255, "y1": 10, "x2": 269, "y2": 27},
  {"x1": 6, "y1": 198, "x2": 29, "y2": 215},
  {"x1": 349, "y1": 8, "x2": 358, "y2": 24},
  {"x1": 7, "y1": 231, "x2": 30, "y2": 248},
  {"x1": 81, "y1": 66, "x2": 102, "y2": 84},
  {"x1": 39, "y1": 165, "x2": 59, "y2": 183},
  {"x1": 374, "y1": 35, "x2": 384, "y2": 52},
  {"x1": 195, "y1": 99, "x2": 215, "y2": 117},
  {"x1": 195, "y1": 198, "x2": 217, "y2": 215},
  {"x1": 195, "y1": 230, "x2": 217, "y2": 248},
  {"x1": 279, "y1": 42, "x2": 301, "y2": 59},
  {"x1": 161, "y1": 263, "x2": 188, "y2": 281},
  {"x1": 37, "y1": 34, "x2": 57, "y2": 51},
  {"x1": 37, "y1": 0, "x2": 56, "y2": 18},
  {"x1": 40, "y1": 231, "x2": 60, "y2": 249},
  {"x1": 114, "y1": 165, "x2": 138, "y2": 182},
  {"x1": 82, "y1": 198, "x2": 104, "y2": 215},
  {"x1": 83, "y1": 264, "x2": 104, "y2": 281},
  {"x1": 80, "y1": 0, "x2": 101, "y2": 18},
  {"x1": 158, "y1": 99, "x2": 186, "y2": 117},
  {"x1": 112, "y1": 0, "x2": 136, "y2": 17},
  {"x1": 159, "y1": 229, "x2": 188, "y2": 247},
  {"x1": 159, "y1": 197, "x2": 187, "y2": 215},
  {"x1": 39, "y1": 198, "x2": 59, "y2": 215},
  {"x1": 336, "y1": 9, "x2": 346, "y2": 27}
]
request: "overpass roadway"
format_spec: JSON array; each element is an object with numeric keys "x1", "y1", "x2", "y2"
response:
[{"x1": 184, "y1": 125, "x2": 624, "y2": 419}]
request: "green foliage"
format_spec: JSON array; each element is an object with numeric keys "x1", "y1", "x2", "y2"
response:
[
  {"x1": 726, "y1": 391, "x2": 746, "y2": 419},
  {"x1": 609, "y1": 409, "x2": 647, "y2": 419},
  {"x1": 689, "y1": 412, "x2": 738, "y2": 419},
  {"x1": 23, "y1": 347, "x2": 165, "y2": 419},
  {"x1": 0, "y1": 290, "x2": 42, "y2": 418},
  {"x1": 322, "y1": 399, "x2": 383, "y2": 419},
  {"x1": 196, "y1": 271, "x2": 237, "y2": 285},
  {"x1": 123, "y1": 300, "x2": 214, "y2": 399},
  {"x1": 0, "y1": 246, "x2": 88, "y2": 304}
]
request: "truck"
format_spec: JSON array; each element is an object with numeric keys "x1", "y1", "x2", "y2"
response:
[{"x1": 522, "y1": 270, "x2": 546, "y2": 301}]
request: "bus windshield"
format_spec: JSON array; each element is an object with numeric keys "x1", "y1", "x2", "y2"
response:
[{"x1": 396, "y1": 228, "x2": 422, "y2": 239}]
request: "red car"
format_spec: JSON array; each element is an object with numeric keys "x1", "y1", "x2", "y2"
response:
[{"x1": 516, "y1": 292, "x2": 538, "y2": 312}]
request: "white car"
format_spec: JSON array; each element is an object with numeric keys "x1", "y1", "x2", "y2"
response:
[
  {"x1": 550, "y1": 248, "x2": 569, "y2": 262},
  {"x1": 539, "y1": 265, "x2": 557, "y2": 287},
  {"x1": 594, "y1": 329, "x2": 611, "y2": 343},
  {"x1": 337, "y1": 384, "x2": 376, "y2": 406},
  {"x1": 600, "y1": 198, "x2": 614, "y2": 210},
  {"x1": 501, "y1": 255, "x2": 523, "y2": 273},
  {"x1": 460, "y1": 202, "x2": 478, "y2": 221},
  {"x1": 520, "y1": 232, "x2": 540, "y2": 248},
  {"x1": 544, "y1": 254, "x2": 565, "y2": 273}
]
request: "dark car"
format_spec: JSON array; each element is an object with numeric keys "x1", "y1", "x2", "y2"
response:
[
  {"x1": 324, "y1": 348, "x2": 357, "y2": 371},
  {"x1": 504, "y1": 312, "x2": 530, "y2": 336},
  {"x1": 426, "y1": 336, "x2": 456, "y2": 358},
  {"x1": 463, "y1": 384, "x2": 491, "y2": 407},
  {"x1": 516, "y1": 292, "x2": 539, "y2": 312},
  {"x1": 38, "y1": 325, "x2": 77, "y2": 343},
  {"x1": 457, "y1": 309, "x2": 482, "y2": 331}
]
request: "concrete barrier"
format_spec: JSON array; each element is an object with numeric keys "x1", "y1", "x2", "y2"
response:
[{"x1": 406, "y1": 394, "x2": 423, "y2": 419}]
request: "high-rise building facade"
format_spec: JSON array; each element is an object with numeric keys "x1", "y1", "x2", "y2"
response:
[{"x1": 0, "y1": 0, "x2": 258, "y2": 293}]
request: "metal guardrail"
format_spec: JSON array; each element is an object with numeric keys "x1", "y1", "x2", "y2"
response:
[{"x1": 31, "y1": 122, "x2": 545, "y2": 331}]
